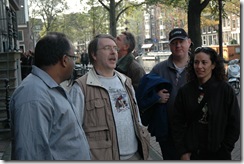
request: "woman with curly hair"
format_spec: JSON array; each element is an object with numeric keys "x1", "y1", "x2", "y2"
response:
[{"x1": 171, "y1": 47, "x2": 240, "y2": 160}]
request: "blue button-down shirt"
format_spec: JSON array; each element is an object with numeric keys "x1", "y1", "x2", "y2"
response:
[{"x1": 10, "y1": 66, "x2": 91, "y2": 160}]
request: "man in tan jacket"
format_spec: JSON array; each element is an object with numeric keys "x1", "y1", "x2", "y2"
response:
[{"x1": 69, "y1": 34, "x2": 150, "y2": 160}]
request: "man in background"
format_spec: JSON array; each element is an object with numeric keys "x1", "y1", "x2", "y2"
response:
[
  {"x1": 115, "y1": 31, "x2": 145, "y2": 91},
  {"x1": 80, "y1": 49, "x2": 89, "y2": 68},
  {"x1": 150, "y1": 28, "x2": 192, "y2": 160}
]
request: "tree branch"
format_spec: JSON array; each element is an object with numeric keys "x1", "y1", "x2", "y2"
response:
[
  {"x1": 116, "y1": 2, "x2": 145, "y2": 22},
  {"x1": 200, "y1": 0, "x2": 211, "y2": 12},
  {"x1": 115, "y1": 0, "x2": 123, "y2": 8},
  {"x1": 98, "y1": 0, "x2": 110, "y2": 11}
]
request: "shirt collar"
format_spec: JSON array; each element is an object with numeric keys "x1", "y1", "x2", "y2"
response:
[{"x1": 31, "y1": 65, "x2": 59, "y2": 89}]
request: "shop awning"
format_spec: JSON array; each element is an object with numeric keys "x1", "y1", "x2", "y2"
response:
[{"x1": 141, "y1": 44, "x2": 153, "y2": 49}]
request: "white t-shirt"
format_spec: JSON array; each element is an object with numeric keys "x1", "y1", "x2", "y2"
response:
[
  {"x1": 98, "y1": 74, "x2": 138, "y2": 160},
  {"x1": 173, "y1": 62, "x2": 185, "y2": 74}
]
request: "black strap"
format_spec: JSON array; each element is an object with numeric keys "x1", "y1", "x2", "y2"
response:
[
  {"x1": 198, "y1": 86, "x2": 207, "y2": 110},
  {"x1": 199, "y1": 96, "x2": 207, "y2": 110}
]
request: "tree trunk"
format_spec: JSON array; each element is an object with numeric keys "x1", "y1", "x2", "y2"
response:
[
  {"x1": 188, "y1": 0, "x2": 202, "y2": 53},
  {"x1": 110, "y1": 0, "x2": 117, "y2": 37}
]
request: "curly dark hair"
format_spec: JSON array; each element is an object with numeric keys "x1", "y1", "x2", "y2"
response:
[{"x1": 186, "y1": 47, "x2": 227, "y2": 82}]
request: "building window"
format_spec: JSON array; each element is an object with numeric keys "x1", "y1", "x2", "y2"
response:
[
  {"x1": 208, "y1": 27, "x2": 211, "y2": 33},
  {"x1": 237, "y1": 18, "x2": 240, "y2": 28},
  {"x1": 223, "y1": 18, "x2": 226, "y2": 27},
  {"x1": 18, "y1": 30, "x2": 24, "y2": 42},
  {"x1": 203, "y1": 36, "x2": 206, "y2": 45},
  {"x1": 227, "y1": 17, "x2": 230, "y2": 26},
  {"x1": 232, "y1": 20, "x2": 236, "y2": 29},
  {"x1": 213, "y1": 26, "x2": 217, "y2": 32},
  {"x1": 202, "y1": 27, "x2": 206, "y2": 33},
  {"x1": 208, "y1": 35, "x2": 212, "y2": 45},
  {"x1": 235, "y1": 47, "x2": 240, "y2": 53},
  {"x1": 213, "y1": 35, "x2": 217, "y2": 45},
  {"x1": 19, "y1": 44, "x2": 25, "y2": 53}
]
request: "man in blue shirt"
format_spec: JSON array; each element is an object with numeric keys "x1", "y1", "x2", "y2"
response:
[{"x1": 10, "y1": 32, "x2": 91, "y2": 160}]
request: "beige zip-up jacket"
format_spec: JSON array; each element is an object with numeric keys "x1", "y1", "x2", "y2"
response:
[{"x1": 75, "y1": 68, "x2": 150, "y2": 160}]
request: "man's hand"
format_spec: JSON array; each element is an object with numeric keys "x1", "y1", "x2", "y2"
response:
[
  {"x1": 157, "y1": 89, "x2": 170, "y2": 103},
  {"x1": 181, "y1": 153, "x2": 191, "y2": 160}
]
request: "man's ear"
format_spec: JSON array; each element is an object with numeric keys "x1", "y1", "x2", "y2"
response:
[
  {"x1": 61, "y1": 55, "x2": 68, "y2": 67},
  {"x1": 188, "y1": 38, "x2": 192, "y2": 48},
  {"x1": 91, "y1": 52, "x2": 96, "y2": 61},
  {"x1": 124, "y1": 44, "x2": 130, "y2": 50}
]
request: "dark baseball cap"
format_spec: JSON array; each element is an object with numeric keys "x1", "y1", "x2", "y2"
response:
[{"x1": 169, "y1": 28, "x2": 188, "y2": 43}]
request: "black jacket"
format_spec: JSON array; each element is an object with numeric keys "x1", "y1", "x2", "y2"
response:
[
  {"x1": 172, "y1": 76, "x2": 240, "y2": 156},
  {"x1": 116, "y1": 53, "x2": 145, "y2": 91}
]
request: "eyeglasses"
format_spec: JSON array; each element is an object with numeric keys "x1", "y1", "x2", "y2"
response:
[
  {"x1": 66, "y1": 54, "x2": 78, "y2": 61},
  {"x1": 97, "y1": 45, "x2": 119, "y2": 52}
]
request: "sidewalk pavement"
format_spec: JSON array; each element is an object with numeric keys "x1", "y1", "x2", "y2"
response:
[
  {"x1": 0, "y1": 134, "x2": 240, "y2": 160},
  {"x1": 0, "y1": 133, "x2": 11, "y2": 160}
]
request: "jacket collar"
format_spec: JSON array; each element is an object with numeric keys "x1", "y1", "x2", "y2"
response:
[
  {"x1": 116, "y1": 53, "x2": 134, "y2": 73},
  {"x1": 86, "y1": 67, "x2": 128, "y2": 86},
  {"x1": 32, "y1": 65, "x2": 59, "y2": 89}
]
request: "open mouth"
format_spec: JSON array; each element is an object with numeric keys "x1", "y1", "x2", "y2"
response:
[{"x1": 109, "y1": 57, "x2": 117, "y2": 61}]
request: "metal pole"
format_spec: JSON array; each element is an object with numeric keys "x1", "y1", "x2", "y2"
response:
[{"x1": 218, "y1": 0, "x2": 223, "y2": 57}]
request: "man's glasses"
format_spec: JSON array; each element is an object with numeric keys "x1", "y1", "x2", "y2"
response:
[
  {"x1": 66, "y1": 54, "x2": 78, "y2": 61},
  {"x1": 97, "y1": 45, "x2": 119, "y2": 52}
]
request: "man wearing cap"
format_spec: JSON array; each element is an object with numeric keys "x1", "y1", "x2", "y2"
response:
[{"x1": 150, "y1": 28, "x2": 192, "y2": 160}]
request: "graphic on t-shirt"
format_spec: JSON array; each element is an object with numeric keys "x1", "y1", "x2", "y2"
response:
[
  {"x1": 110, "y1": 90, "x2": 129, "y2": 113},
  {"x1": 199, "y1": 103, "x2": 208, "y2": 124}
]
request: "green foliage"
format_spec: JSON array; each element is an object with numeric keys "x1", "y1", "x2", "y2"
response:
[
  {"x1": 28, "y1": 0, "x2": 239, "y2": 48},
  {"x1": 206, "y1": 0, "x2": 240, "y2": 18},
  {"x1": 223, "y1": 0, "x2": 240, "y2": 17},
  {"x1": 123, "y1": 6, "x2": 145, "y2": 49},
  {"x1": 29, "y1": 0, "x2": 68, "y2": 34},
  {"x1": 229, "y1": 39, "x2": 237, "y2": 44},
  {"x1": 87, "y1": 5, "x2": 110, "y2": 35},
  {"x1": 52, "y1": 5, "x2": 109, "y2": 43},
  {"x1": 145, "y1": 0, "x2": 187, "y2": 10},
  {"x1": 84, "y1": 0, "x2": 149, "y2": 36}
]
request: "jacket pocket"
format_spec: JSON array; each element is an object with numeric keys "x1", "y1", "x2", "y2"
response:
[
  {"x1": 85, "y1": 99, "x2": 107, "y2": 127},
  {"x1": 86, "y1": 126, "x2": 113, "y2": 160}
]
